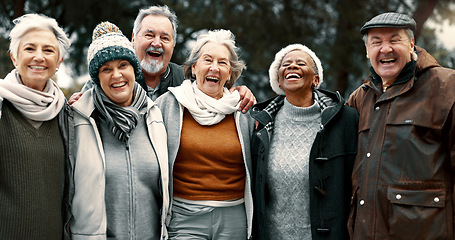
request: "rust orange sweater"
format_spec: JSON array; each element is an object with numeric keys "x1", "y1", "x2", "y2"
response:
[{"x1": 173, "y1": 109, "x2": 245, "y2": 201}]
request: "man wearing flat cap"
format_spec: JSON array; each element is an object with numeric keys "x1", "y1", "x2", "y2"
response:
[{"x1": 346, "y1": 12, "x2": 455, "y2": 240}]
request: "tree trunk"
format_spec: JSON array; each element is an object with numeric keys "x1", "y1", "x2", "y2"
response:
[
  {"x1": 13, "y1": 0, "x2": 26, "y2": 18},
  {"x1": 413, "y1": 0, "x2": 439, "y2": 39}
]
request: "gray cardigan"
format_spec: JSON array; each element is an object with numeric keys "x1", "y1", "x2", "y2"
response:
[{"x1": 156, "y1": 90, "x2": 255, "y2": 239}]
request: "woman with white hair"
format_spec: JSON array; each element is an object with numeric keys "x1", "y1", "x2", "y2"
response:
[
  {"x1": 156, "y1": 29, "x2": 255, "y2": 239},
  {"x1": 0, "y1": 13, "x2": 71, "y2": 239},
  {"x1": 250, "y1": 44, "x2": 358, "y2": 239}
]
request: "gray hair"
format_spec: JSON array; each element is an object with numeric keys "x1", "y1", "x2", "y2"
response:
[
  {"x1": 9, "y1": 13, "x2": 70, "y2": 63},
  {"x1": 133, "y1": 5, "x2": 178, "y2": 45},
  {"x1": 183, "y1": 29, "x2": 246, "y2": 88},
  {"x1": 362, "y1": 28, "x2": 414, "y2": 44}
]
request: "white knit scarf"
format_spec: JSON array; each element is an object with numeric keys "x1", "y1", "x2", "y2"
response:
[
  {"x1": 0, "y1": 69, "x2": 66, "y2": 121},
  {"x1": 168, "y1": 80, "x2": 240, "y2": 126}
]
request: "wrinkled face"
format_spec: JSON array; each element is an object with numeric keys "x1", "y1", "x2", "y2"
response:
[
  {"x1": 132, "y1": 15, "x2": 175, "y2": 76},
  {"x1": 11, "y1": 29, "x2": 61, "y2": 91},
  {"x1": 278, "y1": 50, "x2": 319, "y2": 96},
  {"x1": 98, "y1": 59, "x2": 135, "y2": 107},
  {"x1": 192, "y1": 42, "x2": 232, "y2": 99},
  {"x1": 365, "y1": 27, "x2": 414, "y2": 84}
]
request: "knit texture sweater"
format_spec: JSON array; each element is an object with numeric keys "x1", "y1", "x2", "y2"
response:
[
  {"x1": 266, "y1": 98, "x2": 321, "y2": 239},
  {"x1": 173, "y1": 109, "x2": 245, "y2": 201},
  {"x1": 0, "y1": 101, "x2": 64, "y2": 239}
]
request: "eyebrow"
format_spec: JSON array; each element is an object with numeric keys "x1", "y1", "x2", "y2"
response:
[
  {"x1": 23, "y1": 42, "x2": 57, "y2": 49},
  {"x1": 144, "y1": 29, "x2": 171, "y2": 37}
]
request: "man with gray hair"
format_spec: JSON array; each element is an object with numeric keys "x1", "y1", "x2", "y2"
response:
[
  {"x1": 346, "y1": 12, "x2": 455, "y2": 239},
  {"x1": 131, "y1": 5, "x2": 183, "y2": 100}
]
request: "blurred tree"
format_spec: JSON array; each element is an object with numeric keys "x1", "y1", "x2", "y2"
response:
[{"x1": 0, "y1": 0, "x2": 453, "y2": 100}]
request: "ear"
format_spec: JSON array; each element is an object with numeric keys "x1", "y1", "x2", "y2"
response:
[
  {"x1": 365, "y1": 45, "x2": 370, "y2": 59},
  {"x1": 131, "y1": 33, "x2": 136, "y2": 45},
  {"x1": 410, "y1": 37, "x2": 415, "y2": 53},
  {"x1": 10, "y1": 52, "x2": 18, "y2": 68},
  {"x1": 313, "y1": 75, "x2": 320, "y2": 87},
  {"x1": 56, "y1": 58, "x2": 64, "y2": 69}
]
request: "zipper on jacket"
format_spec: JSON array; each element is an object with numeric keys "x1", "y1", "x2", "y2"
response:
[{"x1": 125, "y1": 140, "x2": 135, "y2": 240}]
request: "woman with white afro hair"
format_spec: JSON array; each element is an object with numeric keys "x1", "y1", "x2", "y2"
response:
[
  {"x1": 269, "y1": 44, "x2": 323, "y2": 95},
  {"x1": 250, "y1": 44, "x2": 359, "y2": 239}
]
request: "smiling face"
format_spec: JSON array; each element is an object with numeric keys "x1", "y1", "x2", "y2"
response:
[
  {"x1": 10, "y1": 29, "x2": 61, "y2": 91},
  {"x1": 192, "y1": 42, "x2": 232, "y2": 99},
  {"x1": 278, "y1": 50, "x2": 319, "y2": 97},
  {"x1": 365, "y1": 27, "x2": 414, "y2": 86},
  {"x1": 132, "y1": 15, "x2": 175, "y2": 76},
  {"x1": 98, "y1": 59, "x2": 135, "y2": 107}
]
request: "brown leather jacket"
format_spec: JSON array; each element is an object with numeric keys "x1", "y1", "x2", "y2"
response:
[{"x1": 346, "y1": 46, "x2": 455, "y2": 240}]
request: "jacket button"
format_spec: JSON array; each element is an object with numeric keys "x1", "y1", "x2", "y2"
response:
[
  {"x1": 366, "y1": 153, "x2": 371, "y2": 158},
  {"x1": 375, "y1": 106, "x2": 380, "y2": 111},
  {"x1": 359, "y1": 200, "x2": 365, "y2": 206},
  {"x1": 396, "y1": 194, "x2": 402, "y2": 200},
  {"x1": 257, "y1": 132, "x2": 261, "y2": 136},
  {"x1": 434, "y1": 197, "x2": 440, "y2": 203}
]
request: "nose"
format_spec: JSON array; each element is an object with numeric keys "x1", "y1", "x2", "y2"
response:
[
  {"x1": 209, "y1": 62, "x2": 220, "y2": 72},
  {"x1": 286, "y1": 62, "x2": 298, "y2": 69},
  {"x1": 151, "y1": 36, "x2": 162, "y2": 47},
  {"x1": 112, "y1": 68, "x2": 122, "y2": 79},
  {"x1": 379, "y1": 41, "x2": 393, "y2": 53},
  {"x1": 33, "y1": 49, "x2": 45, "y2": 61}
]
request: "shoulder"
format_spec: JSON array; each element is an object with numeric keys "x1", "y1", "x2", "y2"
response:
[
  {"x1": 346, "y1": 84, "x2": 369, "y2": 110},
  {"x1": 155, "y1": 91, "x2": 180, "y2": 119},
  {"x1": 155, "y1": 91, "x2": 178, "y2": 108},
  {"x1": 169, "y1": 62, "x2": 184, "y2": 78}
]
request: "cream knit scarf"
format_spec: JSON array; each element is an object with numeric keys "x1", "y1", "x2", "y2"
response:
[
  {"x1": 168, "y1": 80, "x2": 240, "y2": 126},
  {"x1": 0, "y1": 69, "x2": 65, "y2": 121}
]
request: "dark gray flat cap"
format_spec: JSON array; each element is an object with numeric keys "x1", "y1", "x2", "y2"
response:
[{"x1": 360, "y1": 12, "x2": 416, "y2": 34}]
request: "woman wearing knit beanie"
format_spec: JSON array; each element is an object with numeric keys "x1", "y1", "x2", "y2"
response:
[
  {"x1": 0, "y1": 13, "x2": 71, "y2": 239},
  {"x1": 69, "y1": 21, "x2": 169, "y2": 239},
  {"x1": 156, "y1": 29, "x2": 255, "y2": 239},
  {"x1": 250, "y1": 44, "x2": 359, "y2": 239}
]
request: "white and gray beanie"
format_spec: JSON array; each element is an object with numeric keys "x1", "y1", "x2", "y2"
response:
[
  {"x1": 87, "y1": 21, "x2": 145, "y2": 89},
  {"x1": 269, "y1": 44, "x2": 323, "y2": 95}
]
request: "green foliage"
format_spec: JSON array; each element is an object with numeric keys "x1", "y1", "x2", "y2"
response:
[{"x1": 0, "y1": 0, "x2": 453, "y2": 100}]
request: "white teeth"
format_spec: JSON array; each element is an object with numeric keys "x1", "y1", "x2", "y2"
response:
[
  {"x1": 112, "y1": 82, "x2": 127, "y2": 88},
  {"x1": 30, "y1": 66, "x2": 46, "y2": 70},
  {"x1": 206, "y1": 76, "x2": 219, "y2": 81},
  {"x1": 285, "y1": 73, "x2": 301, "y2": 79},
  {"x1": 381, "y1": 58, "x2": 396, "y2": 63}
]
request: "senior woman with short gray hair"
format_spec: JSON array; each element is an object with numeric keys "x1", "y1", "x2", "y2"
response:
[
  {"x1": 156, "y1": 29, "x2": 255, "y2": 240},
  {"x1": 0, "y1": 13, "x2": 71, "y2": 239}
]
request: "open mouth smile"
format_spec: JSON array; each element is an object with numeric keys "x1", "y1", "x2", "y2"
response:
[
  {"x1": 111, "y1": 82, "x2": 127, "y2": 88},
  {"x1": 146, "y1": 47, "x2": 164, "y2": 58},
  {"x1": 206, "y1": 76, "x2": 220, "y2": 83},
  {"x1": 379, "y1": 58, "x2": 397, "y2": 64},
  {"x1": 285, "y1": 73, "x2": 302, "y2": 79},
  {"x1": 29, "y1": 65, "x2": 47, "y2": 70}
]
